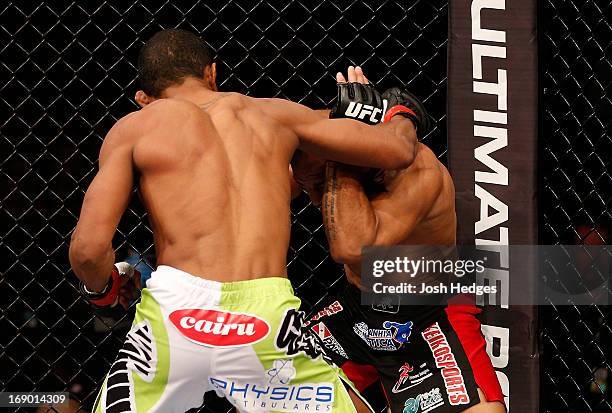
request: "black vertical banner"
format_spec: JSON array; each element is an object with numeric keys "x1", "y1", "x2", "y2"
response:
[{"x1": 448, "y1": 1, "x2": 539, "y2": 412}]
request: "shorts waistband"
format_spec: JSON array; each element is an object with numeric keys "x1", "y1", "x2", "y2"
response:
[{"x1": 151, "y1": 265, "x2": 294, "y2": 301}]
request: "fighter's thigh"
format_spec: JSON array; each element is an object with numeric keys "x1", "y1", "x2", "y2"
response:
[
  {"x1": 94, "y1": 289, "x2": 212, "y2": 413},
  {"x1": 460, "y1": 389, "x2": 506, "y2": 413}
]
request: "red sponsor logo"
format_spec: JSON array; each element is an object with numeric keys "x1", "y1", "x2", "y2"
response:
[
  {"x1": 305, "y1": 301, "x2": 343, "y2": 326},
  {"x1": 169, "y1": 309, "x2": 270, "y2": 347},
  {"x1": 311, "y1": 322, "x2": 332, "y2": 339},
  {"x1": 422, "y1": 322, "x2": 470, "y2": 406}
]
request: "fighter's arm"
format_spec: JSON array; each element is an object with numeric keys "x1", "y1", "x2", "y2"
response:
[
  {"x1": 322, "y1": 162, "x2": 442, "y2": 265},
  {"x1": 69, "y1": 120, "x2": 135, "y2": 291},
  {"x1": 261, "y1": 98, "x2": 417, "y2": 170}
]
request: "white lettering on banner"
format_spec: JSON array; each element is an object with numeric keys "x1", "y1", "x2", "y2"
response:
[
  {"x1": 471, "y1": 1, "x2": 510, "y2": 410},
  {"x1": 474, "y1": 126, "x2": 508, "y2": 185},
  {"x1": 482, "y1": 324, "x2": 510, "y2": 408},
  {"x1": 471, "y1": 0, "x2": 506, "y2": 42}
]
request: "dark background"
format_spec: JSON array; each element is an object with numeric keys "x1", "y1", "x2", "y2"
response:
[
  {"x1": 539, "y1": 0, "x2": 611, "y2": 412},
  {"x1": 0, "y1": 0, "x2": 609, "y2": 412}
]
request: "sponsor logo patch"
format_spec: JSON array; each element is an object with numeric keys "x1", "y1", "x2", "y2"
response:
[
  {"x1": 266, "y1": 359, "x2": 296, "y2": 385},
  {"x1": 169, "y1": 309, "x2": 270, "y2": 347},
  {"x1": 421, "y1": 322, "x2": 470, "y2": 406},
  {"x1": 276, "y1": 309, "x2": 330, "y2": 362},
  {"x1": 353, "y1": 320, "x2": 413, "y2": 351},
  {"x1": 392, "y1": 362, "x2": 434, "y2": 394},
  {"x1": 209, "y1": 377, "x2": 333, "y2": 412},
  {"x1": 311, "y1": 322, "x2": 348, "y2": 358},
  {"x1": 371, "y1": 295, "x2": 401, "y2": 314},
  {"x1": 305, "y1": 301, "x2": 343, "y2": 326},
  {"x1": 403, "y1": 387, "x2": 445, "y2": 413},
  {"x1": 372, "y1": 303, "x2": 400, "y2": 314},
  {"x1": 344, "y1": 102, "x2": 386, "y2": 123},
  {"x1": 384, "y1": 320, "x2": 414, "y2": 344}
]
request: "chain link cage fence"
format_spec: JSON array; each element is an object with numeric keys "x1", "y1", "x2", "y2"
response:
[
  {"x1": 0, "y1": 1, "x2": 447, "y2": 412},
  {"x1": 0, "y1": 0, "x2": 609, "y2": 412},
  {"x1": 540, "y1": 0, "x2": 611, "y2": 412}
]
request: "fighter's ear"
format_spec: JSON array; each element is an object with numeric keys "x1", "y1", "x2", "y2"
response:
[
  {"x1": 135, "y1": 90, "x2": 154, "y2": 108},
  {"x1": 205, "y1": 63, "x2": 217, "y2": 91}
]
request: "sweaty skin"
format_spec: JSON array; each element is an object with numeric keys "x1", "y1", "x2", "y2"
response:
[{"x1": 68, "y1": 77, "x2": 418, "y2": 292}]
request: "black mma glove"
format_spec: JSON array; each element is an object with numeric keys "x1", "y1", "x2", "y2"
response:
[
  {"x1": 329, "y1": 82, "x2": 432, "y2": 137},
  {"x1": 381, "y1": 87, "x2": 432, "y2": 136},
  {"x1": 329, "y1": 83, "x2": 387, "y2": 125}
]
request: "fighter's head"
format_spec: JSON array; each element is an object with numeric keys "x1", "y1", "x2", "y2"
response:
[{"x1": 135, "y1": 29, "x2": 216, "y2": 106}]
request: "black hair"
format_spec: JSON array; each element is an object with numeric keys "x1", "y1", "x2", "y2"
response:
[{"x1": 137, "y1": 29, "x2": 214, "y2": 97}]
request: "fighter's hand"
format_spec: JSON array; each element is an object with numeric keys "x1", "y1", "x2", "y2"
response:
[
  {"x1": 336, "y1": 65, "x2": 369, "y2": 84},
  {"x1": 117, "y1": 263, "x2": 142, "y2": 310},
  {"x1": 332, "y1": 66, "x2": 375, "y2": 179},
  {"x1": 381, "y1": 87, "x2": 432, "y2": 136},
  {"x1": 330, "y1": 66, "x2": 386, "y2": 125},
  {"x1": 80, "y1": 262, "x2": 142, "y2": 315}
]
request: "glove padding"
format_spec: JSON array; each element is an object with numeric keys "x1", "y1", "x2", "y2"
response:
[
  {"x1": 329, "y1": 83, "x2": 387, "y2": 125},
  {"x1": 80, "y1": 262, "x2": 140, "y2": 318},
  {"x1": 381, "y1": 87, "x2": 432, "y2": 137}
]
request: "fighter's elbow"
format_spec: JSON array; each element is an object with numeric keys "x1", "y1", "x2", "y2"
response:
[
  {"x1": 329, "y1": 240, "x2": 363, "y2": 266},
  {"x1": 393, "y1": 142, "x2": 416, "y2": 169},
  {"x1": 396, "y1": 127, "x2": 419, "y2": 168},
  {"x1": 69, "y1": 232, "x2": 108, "y2": 271},
  {"x1": 380, "y1": 122, "x2": 417, "y2": 169}
]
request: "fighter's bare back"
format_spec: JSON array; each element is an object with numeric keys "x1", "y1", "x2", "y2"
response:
[{"x1": 132, "y1": 94, "x2": 296, "y2": 281}]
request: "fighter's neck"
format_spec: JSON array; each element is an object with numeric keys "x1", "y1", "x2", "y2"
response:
[{"x1": 161, "y1": 78, "x2": 218, "y2": 103}]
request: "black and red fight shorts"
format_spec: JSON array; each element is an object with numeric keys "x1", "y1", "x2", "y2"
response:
[{"x1": 307, "y1": 283, "x2": 506, "y2": 413}]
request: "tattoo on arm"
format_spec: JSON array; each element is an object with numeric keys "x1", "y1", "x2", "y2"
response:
[{"x1": 324, "y1": 164, "x2": 338, "y2": 241}]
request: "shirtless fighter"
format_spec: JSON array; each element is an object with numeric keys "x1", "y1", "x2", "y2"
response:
[
  {"x1": 68, "y1": 29, "x2": 423, "y2": 413},
  {"x1": 295, "y1": 67, "x2": 506, "y2": 413}
]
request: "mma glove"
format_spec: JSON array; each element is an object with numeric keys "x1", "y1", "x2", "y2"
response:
[
  {"x1": 80, "y1": 262, "x2": 140, "y2": 318},
  {"x1": 330, "y1": 82, "x2": 432, "y2": 137},
  {"x1": 381, "y1": 87, "x2": 432, "y2": 136},
  {"x1": 329, "y1": 83, "x2": 387, "y2": 125}
]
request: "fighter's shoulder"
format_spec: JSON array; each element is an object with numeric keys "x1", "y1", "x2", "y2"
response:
[
  {"x1": 102, "y1": 111, "x2": 142, "y2": 145},
  {"x1": 414, "y1": 144, "x2": 446, "y2": 171}
]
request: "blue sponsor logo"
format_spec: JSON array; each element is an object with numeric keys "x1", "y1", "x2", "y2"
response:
[
  {"x1": 209, "y1": 378, "x2": 333, "y2": 412},
  {"x1": 403, "y1": 396, "x2": 420, "y2": 413},
  {"x1": 383, "y1": 320, "x2": 413, "y2": 344}
]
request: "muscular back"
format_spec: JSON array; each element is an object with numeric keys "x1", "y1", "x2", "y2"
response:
[{"x1": 128, "y1": 95, "x2": 297, "y2": 280}]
